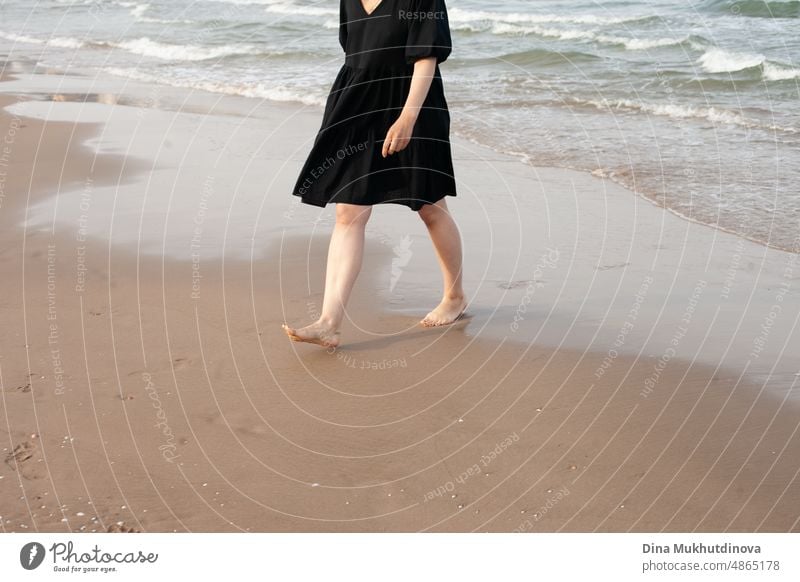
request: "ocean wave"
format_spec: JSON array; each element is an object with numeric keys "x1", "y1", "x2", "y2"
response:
[
  {"x1": 451, "y1": 22, "x2": 487, "y2": 33},
  {"x1": 108, "y1": 37, "x2": 267, "y2": 61},
  {"x1": 52, "y1": 0, "x2": 194, "y2": 24},
  {"x1": 265, "y1": 3, "x2": 338, "y2": 16},
  {"x1": 762, "y1": 61, "x2": 800, "y2": 80},
  {"x1": 577, "y1": 97, "x2": 797, "y2": 133},
  {"x1": 697, "y1": 47, "x2": 766, "y2": 72},
  {"x1": 190, "y1": 0, "x2": 287, "y2": 5},
  {"x1": 198, "y1": 0, "x2": 288, "y2": 5},
  {"x1": 116, "y1": 1, "x2": 151, "y2": 19},
  {"x1": 447, "y1": 7, "x2": 658, "y2": 27},
  {"x1": 600, "y1": 35, "x2": 706, "y2": 51},
  {"x1": 701, "y1": 0, "x2": 800, "y2": 18},
  {"x1": 103, "y1": 66, "x2": 327, "y2": 106},
  {"x1": 484, "y1": 22, "x2": 705, "y2": 51},
  {"x1": 697, "y1": 47, "x2": 800, "y2": 81},
  {"x1": 0, "y1": 31, "x2": 86, "y2": 49},
  {"x1": 136, "y1": 16, "x2": 197, "y2": 24},
  {"x1": 484, "y1": 48, "x2": 601, "y2": 67},
  {"x1": 489, "y1": 22, "x2": 596, "y2": 41},
  {"x1": 0, "y1": 31, "x2": 305, "y2": 62}
]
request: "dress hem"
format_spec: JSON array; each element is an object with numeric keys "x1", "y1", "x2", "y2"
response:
[{"x1": 294, "y1": 190, "x2": 456, "y2": 211}]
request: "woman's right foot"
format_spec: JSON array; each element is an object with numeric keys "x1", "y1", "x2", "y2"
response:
[
  {"x1": 281, "y1": 320, "x2": 341, "y2": 348},
  {"x1": 421, "y1": 295, "x2": 468, "y2": 327}
]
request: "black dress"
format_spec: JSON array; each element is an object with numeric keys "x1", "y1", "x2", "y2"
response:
[{"x1": 292, "y1": 0, "x2": 457, "y2": 211}]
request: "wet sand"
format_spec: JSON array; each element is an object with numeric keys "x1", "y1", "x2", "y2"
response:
[{"x1": 1, "y1": 60, "x2": 799, "y2": 533}]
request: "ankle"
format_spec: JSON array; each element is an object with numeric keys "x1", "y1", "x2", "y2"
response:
[
  {"x1": 317, "y1": 315, "x2": 340, "y2": 331},
  {"x1": 444, "y1": 290, "x2": 465, "y2": 303}
]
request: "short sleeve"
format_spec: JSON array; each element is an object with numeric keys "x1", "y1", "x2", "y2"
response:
[
  {"x1": 339, "y1": 0, "x2": 348, "y2": 52},
  {"x1": 404, "y1": 0, "x2": 452, "y2": 65}
]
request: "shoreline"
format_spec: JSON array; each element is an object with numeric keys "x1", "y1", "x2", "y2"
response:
[
  {"x1": 450, "y1": 130, "x2": 800, "y2": 257},
  {"x1": 7, "y1": 55, "x2": 800, "y2": 256},
  {"x1": 1, "y1": 59, "x2": 799, "y2": 533}
]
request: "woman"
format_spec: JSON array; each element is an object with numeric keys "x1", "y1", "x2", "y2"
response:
[{"x1": 282, "y1": 0, "x2": 466, "y2": 348}]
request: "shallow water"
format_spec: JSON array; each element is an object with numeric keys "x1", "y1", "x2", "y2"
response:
[{"x1": 1, "y1": 0, "x2": 798, "y2": 251}]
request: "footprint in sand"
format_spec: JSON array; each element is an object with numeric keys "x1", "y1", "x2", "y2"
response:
[
  {"x1": 4, "y1": 441, "x2": 45, "y2": 480},
  {"x1": 172, "y1": 357, "x2": 192, "y2": 371},
  {"x1": 203, "y1": 411, "x2": 268, "y2": 437},
  {"x1": 497, "y1": 280, "x2": 533, "y2": 290},
  {"x1": 5, "y1": 441, "x2": 35, "y2": 465},
  {"x1": 5, "y1": 373, "x2": 38, "y2": 393},
  {"x1": 596, "y1": 262, "x2": 630, "y2": 271}
]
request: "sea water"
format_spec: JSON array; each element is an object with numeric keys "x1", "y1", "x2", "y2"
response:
[{"x1": 0, "y1": 0, "x2": 797, "y2": 251}]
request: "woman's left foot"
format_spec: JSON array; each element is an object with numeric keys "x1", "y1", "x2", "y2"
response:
[
  {"x1": 281, "y1": 321, "x2": 341, "y2": 348},
  {"x1": 421, "y1": 296, "x2": 468, "y2": 327}
]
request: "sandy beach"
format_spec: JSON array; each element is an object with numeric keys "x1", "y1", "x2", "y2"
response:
[{"x1": 1, "y1": 58, "x2": 799, "y2": 533}]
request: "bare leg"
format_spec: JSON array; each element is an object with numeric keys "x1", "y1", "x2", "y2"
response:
[
  {"x1": 418, "y1": 198, "x2": 467, "y2": 326},
  {"x1": 282, "y1": 203, "x2": 372, "y2": 347}
]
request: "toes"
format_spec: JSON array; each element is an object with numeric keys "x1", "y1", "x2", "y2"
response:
[
  {"x1": 422, "y1": 315, "x2": 442, "y2": 327},
  {"x1": 283, "y1": 323, "x2": 340, "y2": 346},
  {"x1": 283, "y1": 324, "x2": 306, "y2": 342},
  {"x1": 423, "y1": 312, "x2": 461, "y2": 327}
]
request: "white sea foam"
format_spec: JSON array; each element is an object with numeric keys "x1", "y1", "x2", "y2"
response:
[
  {"x1": 0, "y1": 32, "x2": 44, "y2": 45},
  {"x1": 448, "y1": 7, "x2": 654, "y2": 26},
  {"x1": 48, "y1": 37, "x2": 87, "y2": 49},
  {"x1": 452, "y1": 22, "x2": 488, "y2": 33},
  {"x1": 581, "y1": 97, "x2": 797, "y2": 133},
  {"x1": 126, "y1": 2, "x2": 151, "y2": 19},
  {"x1": 697, "y1": 48, "x2": 800, "y2": 81},
  {"x1": 114, "y1": 0, "x2": 199, "y2": 23},
  {"x1": 265, "y1": 3, "x2": 338, "y2": 16},
  {"x1": 201, "y1": 0, "x2": 285, "y2": 5},
  {"x1": 136, "y1": 16, "x2": 197, "y2": 24},
  {"x1": 599, "y1": 35, "x2": 695, "y2": 51},
  {"x1": 486, "y1": 23, "x2": 696, "y2": 51},
  {"x1": 0, "y1": 31, "x2": 86, "y2": 49},
  {"x1": 491, "y1": 23, "x2": 597, "y2": 41},
  {"x1": 0, "y1": 31, "x2": 281, "y2": 60},
  {"x1": 104, "y1": 66, "x2": 327, "y2": 106},
  {"x1": 697, "y1": 47, "x2": 765, "y2": 73},
  {"x1": 762, "y1": 62, "x2": 800, "y2": 81},
  {"x1": 110, "y1": 37, "x2": 264, "y2": 61}
]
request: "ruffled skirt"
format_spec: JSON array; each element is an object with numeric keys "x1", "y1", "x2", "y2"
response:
[{"x1": 292, "y1": 63, "x2": 457, "y2": 211}]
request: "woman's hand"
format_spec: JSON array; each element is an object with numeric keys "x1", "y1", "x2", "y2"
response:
[
  {"x1": 381, "y1": 57, "x2": 436, "y2": 158},
  {"x1": 382, "y1": 112, "x2": 417, "y2": 158}
]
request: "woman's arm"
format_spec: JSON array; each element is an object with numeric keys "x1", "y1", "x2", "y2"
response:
[{"x1": 382, "y1": 56, "x2": 437, "y2": 158}]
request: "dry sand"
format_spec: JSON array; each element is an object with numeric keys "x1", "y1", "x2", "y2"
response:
[{"x1": 1, "y1": 61, "x2": 799, "y2": 532}]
